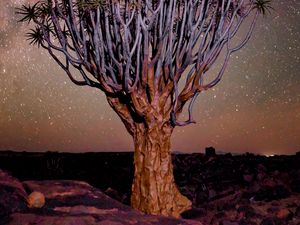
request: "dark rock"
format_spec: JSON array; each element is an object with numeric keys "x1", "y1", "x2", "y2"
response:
[
  {"x1": 291, "y1": 179, "x2": 300, "y2": 193},
  {"x1": 205, "y1": 147, "x2": 216, "y2": 157},
  {"x1": 237, "y1": 205, "x2": 256, "y2": 218},
  {"x1": 0, "y1": 205, "x2": 11, "y2": 225},
  {"x1": 239, "y1": 219, "x2": 257, "y2": 225},
  {"x1": 194, "y1": 185, "x2": 209, "y2": 206},
  {"x1": 243, "y1": 174, "x2": 254, "y2": 183},
  {"x1": 8, "y1": 213, "x2": 202, "y2": 225},
  {"x1": 261, "y1": 177, "x2": 277, "y2": 187},
  {"x1": 104, "y1": 187, "x2": 122, "y2": 202},
  {"x1": 260, "y1": 217, "x2": 284, "y2": 225},
  {"x1": 220, "y1": 220, "x2": 239, "y2": 225},
  {"x1": 120, "y1": 192, "x2": 130, "y2": 205},
  {"x1": 224, "y1": 153, "x2": 233, "y2": 158},
  {"x1": 208, "y1": 189, "x2": 217, "y2": 199},
  {"x1": 276, "y1": 172, "x2": 290, "y2": 185},
  {"x1": 257, "y1": 172, "x2": 267, "y2": 181},
  {"x1": 254, "y1": 185, "x2": 290, "y2": 202},
  {"x1": 181, "y1": 208, "x2": 207, "y2": 219},
  {"x1": 295, "y1": 206, "x2": 300, "y2": 218},
  {"x1": 180, "y1": 185, "x2": 197, "y2": 203},
  {"x1": 271, "y1": 201, "x2": 281, "y2": 207},
  {"x1": 0, "y1": 170, "x2": 28, "y2": 218},
  {"x1": 257, "y1": 164, "x2": 267, "y2": 173},
  {"x1": 221, "y1": 202, "x2": 236, "y2": 211},
  {"x1": 267, "y1": 206, "x2": 280, "y2": 214},
  {"x1": 215, "y1": 211, "x2": 226, "y2": 218}
]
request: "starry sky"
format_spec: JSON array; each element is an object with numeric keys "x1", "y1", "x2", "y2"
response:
[{"x1": 0, "y1": 0, "x2": 299, "y2": 155}]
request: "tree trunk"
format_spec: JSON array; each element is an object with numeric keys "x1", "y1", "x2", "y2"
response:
[{"x1": 131, "y1": 122, "x2": 192, "y2": 218}]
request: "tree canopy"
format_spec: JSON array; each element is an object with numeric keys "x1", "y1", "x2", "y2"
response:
[{"x1": 17, "y1": 0, "x2": 272, "y2": 129}]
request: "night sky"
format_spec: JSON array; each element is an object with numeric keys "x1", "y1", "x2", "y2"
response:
[{"x1": 0, "y1": 0, "x2": 299, "y2": 155}]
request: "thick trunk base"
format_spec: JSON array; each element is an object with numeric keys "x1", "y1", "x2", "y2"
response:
[{"x1": 130, "y1": 123, "x2": 192, "y2": 218}]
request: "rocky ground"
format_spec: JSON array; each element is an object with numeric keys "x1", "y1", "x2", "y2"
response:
[
  {"x1": 0, "y1": 170, "x2": 201, "y2": 225},
  {"x1": 173, "y1": 151, "x2": 300, "y2": 225},
  {"x1": 0, "y1": 150, "x2": 300, "y2": 224}
]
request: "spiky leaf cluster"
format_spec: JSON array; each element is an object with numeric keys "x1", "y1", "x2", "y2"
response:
[
  {"x1": 26, "y1": 27, "x2": 44, "y2": 46},
  {"x1": 253, "y1": 0, "x2": 273, "y2": 15},
  {"x1": 16, "y1": 2, "x2": 41, "y2": 23}
]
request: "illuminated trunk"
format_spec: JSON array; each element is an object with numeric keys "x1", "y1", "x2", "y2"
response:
[{"x1": 131, "y1": 122, "x2": 192, "y2": 218}]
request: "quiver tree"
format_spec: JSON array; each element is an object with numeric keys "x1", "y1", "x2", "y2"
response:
[{"x1": 18, "y1": 0, "x2": 272, "y2": 217}]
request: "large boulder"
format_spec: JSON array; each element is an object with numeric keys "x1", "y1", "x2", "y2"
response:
[{"x1": 2, "y1": 179, "x2": 202, "y2": 225}]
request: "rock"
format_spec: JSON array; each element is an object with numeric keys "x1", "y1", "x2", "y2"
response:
[
  {"x1": 205, "y1": 147, "x2": 216, "y2": 157},
  {"x1": 181, "y1": 208, "x2": 207, "y2": 219},
  {"x1": 225, "y1": 153, "x2": 233, "y2": 158},
  {"x1": 257, "y1": 172, "x2": 267, "y2": 181},
  {"x1": 215, "y1": 211, "x2": 226, "y2": 218},
  {"x1": 254, "y1": 185, "x2": 290, "y2": 202},
  {"x1": 243, "y1": 174, "x2": 254, "y2": 183},
  {"x1": 257, "y1": 164, "x2": 267, "y2": 172},
  {"x1": 295, "y1": 206, "x2": 300, "y2": 218},
  {"x1": 209, "y1": 189, "x2": 217, "y2": 199},
  {"x1": 267, "y1": 206, "x2": 280, "y2": 214},
  {"x1": 220, "y1": 220, "x2": 239, "y2": 225},
  {"x1": 291, "y1": 178, "x2": 300, "y2": 193},
  {"x1": 120, "y1": 193, "x2": 130, "y2": 205},
  {"x1": 262, "y1": 178, "x2": 277, "y2": 187},
  {"x1": 104, "y1": 187, "x2": 122, "y2": 202},
  {"x1": 194, "y1": 185, "x2": 209, "y2": 206},
  {"x1": 27, "y1": 191, "x2": 45, "y2": 208},
  {"x1": 237, "y1": 205, "x2": 256, "y2": 219},
  {"x1": 271, "y1": 201, "x2": 280, "y2": 207},
  {"x1": 180, "y1": 185, "x2": 197, "y2": 204},
  {"x1": 0, "y1": 170, "x2": 28, "y2": 219},
  {"x1": 260, "y1": 217, "x2": 283, "y2": 225},
  {"x1": 221, "y1": 202, "x2": 236, "y2": 211},
  {"x1": 276, "y1": 208, "x2": 293, "y2": 220},
  {"x1": 276, "y1": 172, "x2": 290, "y2": 185},
  {"x1": 239, "y1": 219, "x2": 258, "y2": 225}
]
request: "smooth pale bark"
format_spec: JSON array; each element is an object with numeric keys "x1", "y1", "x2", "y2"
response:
[{"x1": 131, "y1": 122, "x2": 192, "y2": 218}]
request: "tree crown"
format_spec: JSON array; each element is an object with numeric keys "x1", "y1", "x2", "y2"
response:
[{"x1": 17, "y1": 0, "x2": 272, "y2": 131}]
